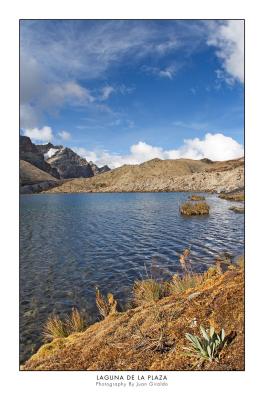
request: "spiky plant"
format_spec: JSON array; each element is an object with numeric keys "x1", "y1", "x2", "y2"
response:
[{"x1": 183, "y1": 325, "x2": 226, "y2": 362}]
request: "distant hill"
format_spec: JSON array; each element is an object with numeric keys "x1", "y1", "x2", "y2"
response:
[
  {"x1": 46, "y1": 156, "x2": 244, "y2": 194},
  {"x1": 20, "y1": 160, "x2": 58, "y2": 185}
]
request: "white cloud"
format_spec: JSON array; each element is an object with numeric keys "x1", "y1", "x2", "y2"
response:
[
  {"x1": 58, "y1": 130, "x2": 71, "y2": 141},
  {"x1": 23, "y1": 126, "x2": 54, "y2": 142},
  {"x1": 143, "y1": 64, "x2": 179, "y2": 80},
  {"x1": 73, "y1": 133, "x2": 243, "y2": 169},
  {"x1": 100, "y1": 85, "x2": 115, "y2": 101},
  {"x1": 207, "y1": 20, "x2": 244, "y2": 84}
]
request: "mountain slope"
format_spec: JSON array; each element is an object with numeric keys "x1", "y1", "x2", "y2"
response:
[
  {"x1": 45, "y1": 157, "x2": 244, "y2": 193},
  {"x1": 20, "y1": 136, "x2": 60, "y2": 179},
  {"x1": 20, "y1": 160, "x2": 58, "y2": 185}
]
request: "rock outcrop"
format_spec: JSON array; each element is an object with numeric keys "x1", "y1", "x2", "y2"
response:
[
  {"x1": 46, "y1": 147, "x2": 94, "y2": 179},
  {"x1": 20, "y1": 136, "x2": 111, "y2": 183},
  {"x1": 89, "y1": 161, "x2": 111, "y2": 175},
  {"x1": 20, "y1": 136, "x2": 60, "y2": 179}
]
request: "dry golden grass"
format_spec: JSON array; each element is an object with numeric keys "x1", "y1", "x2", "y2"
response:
[
  {"x1": 43, "y1": 308, "x2": 86, "y2": 342},
  {"x1": 169, "y1": 273, "x2": 204, "y2": 294},
  {"x1": 95, "y1": 287, "x2": 117, "y2": 318},
  {"x1": 43, "y1": 315, "x2": 69, "y2": 342},
  {"x1": 219, "y1": 192, "x2": 244, "y2": 201},
  {"x1": 65, "y1": 308, "x2": 86, "y2": 333},
  {"x1": 132, "y1": 279, "x2": 166, "y2": 306},
  {"x1": 180, "y1": 201, "x2": 210, "y2": 216},
  {"x1": 189, "y1": 195, "x2": 205, "y2": 201}
]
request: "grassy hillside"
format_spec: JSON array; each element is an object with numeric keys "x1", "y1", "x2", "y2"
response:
[{"x1": 23, "y1": 265, "x2": 244, "y2": 371}]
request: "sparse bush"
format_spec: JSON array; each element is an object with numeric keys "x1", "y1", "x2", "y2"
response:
[
  {"x1": 65, "y1": 308, "x2": 86, "y2": 333},
  {"x1": 133, "y1": 279, "x2": 165, "y2": 306},
  {"x1": 43, "y1": 308, "x2": 87, "y2": 342},
  {"x1": 43, "y1": 315, "x2": 68, "y2": 342},
  {"x1": 169, "y1": 273, "x2": 204, "y2": 295},
  {"x1": 183, "y1": 325, "x2": 226, "y2": 363},
  {"x1": 180, "y1": 201, "x2": 209, "y2": 216},
  {"x1": 189, "y1": 195, "x2": 205, "y2": 201}
]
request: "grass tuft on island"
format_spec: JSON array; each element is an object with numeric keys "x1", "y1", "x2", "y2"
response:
[
  {"x1": 188, "y1": 195, "x2": 205, "y2": 201},
  {"x1": 180, "y1": 201, "x2": 210, "y2": 216},
  {"x1": 22, "y1": 254, "x2": 244, "y2": 371}
]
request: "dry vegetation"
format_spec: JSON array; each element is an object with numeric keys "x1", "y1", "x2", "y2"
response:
[
  {"x1": 189, "y1": 195, "x2": 205, "y2": 201},
  {"x1": 42, "y1": 308, "x2": 86, "y2": 342},
  {"x1": 180, "y1": 201, "x2": 210, "y2": 216},
  {"x1": 23, "y1": 253, "x2": 244, "y2": 371},
  {"x1": 219, "y1": 191, "x2": 244, "y2": 201}
]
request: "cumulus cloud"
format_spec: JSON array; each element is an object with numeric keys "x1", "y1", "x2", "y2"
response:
[
  {"x1": 100, "y1": 85, "x2": 115, "y2": 101},
  {"x1": 23, "y1": 126, "x2": 54, "y2": 142},
  {"x1": 58, "y1": 130, "x2": 71, "y2": 141},
  {"x1": 207, "y1": 20, "x2": 244, "y2": 84},
  {"x1": 73, "y1": 133, "x2": 243, "y2": 169}
]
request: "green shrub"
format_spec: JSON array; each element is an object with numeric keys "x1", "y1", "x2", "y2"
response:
[{"x1": 183, "y1": 325, "x2": 226, "y2": 362}]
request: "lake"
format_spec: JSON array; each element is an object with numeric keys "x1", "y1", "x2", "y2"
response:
[{"x1": 20, "y1": 192, "x2": 244, "y2": 362}]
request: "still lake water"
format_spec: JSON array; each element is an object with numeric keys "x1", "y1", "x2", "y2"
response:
[{"x1": 20, "y1": 192, "x2": 244, "y2": 362}]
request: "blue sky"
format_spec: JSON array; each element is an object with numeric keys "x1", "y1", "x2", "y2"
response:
[{"x1": 20, "y1": 20, "x2": 244, "y2": 168}]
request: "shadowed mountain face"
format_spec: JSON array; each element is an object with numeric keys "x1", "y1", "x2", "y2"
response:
[
  {"x1": 20, "y1": 136, "x2": 60, "y2": 179},
  {"x1": 20, "y1": 136, "x2": 111, "y2": 183},
  {"x1": 35, "y1": 143, "x2": 63, "y2": 155},
  {"x1": 46, "y1": 147, "x2": 94, "y2": 179}
]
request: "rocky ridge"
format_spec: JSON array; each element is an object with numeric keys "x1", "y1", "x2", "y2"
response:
[{"x1": 46, "y1": 157, "x2": 244, "y2": 194}]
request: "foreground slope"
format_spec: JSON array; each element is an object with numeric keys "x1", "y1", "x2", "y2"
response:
[
  {"x1": 23, "y1": 268, "x2": 244, "y2": 371},
  {"x1": 45, "y1": 157, "x2": 244, "y2": 193}
]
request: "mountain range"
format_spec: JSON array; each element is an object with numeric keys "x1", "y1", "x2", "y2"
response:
[{"x1": 20, "y1": 135, "x2": 244, "y2": 194}]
